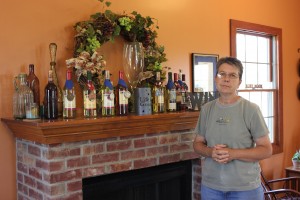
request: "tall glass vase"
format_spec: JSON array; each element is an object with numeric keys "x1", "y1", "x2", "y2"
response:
[{"x1": 123, "y1": 42, "x2": 145, "y2": 112}]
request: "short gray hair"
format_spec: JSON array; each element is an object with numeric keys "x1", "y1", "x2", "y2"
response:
[{"x1": 216, "y1": 57, "x2": 243, "y2": 79}]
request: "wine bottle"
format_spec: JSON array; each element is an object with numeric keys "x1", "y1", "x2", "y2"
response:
[
  {"x1": 63, "y1": 69, "x2": 76, "y2": 119},
  {"x1": 83, "y1": 70, "x2": 97, "y2": 118},
  {"x1": 166, "y1": 72, "x2": 176, "y2": 112},
  {"x1": 101, "y1": 70, "x2": 115, "y2": 117},
  {"x1": 152, "y1": 71, "x2": 165, "y2": 113},
  {"x1": 115, "y1": 71, "x2": 130, "y2": 116},
  {"x1": 44, "y1": 70, "x2": 58, "y2": 119},
  {"x1": 180, "y1": 73, "x2": 188, "y2": 111},
  {"x1": 174, "y1": 73, "x2": 182, "y2": 111},
  {"x1": 27, "y1": 64, "x2": 40, "y2": 107}
]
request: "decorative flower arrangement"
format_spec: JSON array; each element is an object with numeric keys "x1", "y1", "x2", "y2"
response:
[
  {"x1": 66, "y1": 51, "x2": 106, "y2": 90},
  {"x1": 67, "y1": 0, "x2": 167, "y2": 88},
  {"x1": 292, "y1": 149, "x2": 300, "y2": 161}
]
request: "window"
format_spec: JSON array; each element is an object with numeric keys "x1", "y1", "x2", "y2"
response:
[{"x1": 230, "y1": 19, "x2": 283, "y2": 154}]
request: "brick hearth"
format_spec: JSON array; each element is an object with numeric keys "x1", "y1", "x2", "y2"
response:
[{"x1": 16, "y1": 130, "x2": 201, "y2": 200}]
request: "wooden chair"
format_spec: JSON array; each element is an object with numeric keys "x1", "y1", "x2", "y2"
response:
[{"x1": 261, "y1": 172, "x2": 300, "y2": 200}]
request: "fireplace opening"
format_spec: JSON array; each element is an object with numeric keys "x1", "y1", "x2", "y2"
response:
[{"x1": 82, "y1": 160, "x2": 192, "y2": 200}]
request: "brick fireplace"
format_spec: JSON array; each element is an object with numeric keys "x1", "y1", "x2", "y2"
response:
[{"x1": 2, "y1": 112, "x2": 201, "y2": 200}]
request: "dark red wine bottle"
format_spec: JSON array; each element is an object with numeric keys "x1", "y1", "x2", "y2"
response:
[{"x1": 44, "y1": 70, "x2": 58, "y2": 119}]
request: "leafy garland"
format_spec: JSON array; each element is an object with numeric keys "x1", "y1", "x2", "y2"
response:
[{"x1": 72, "y1": 0, "x2": 168, "y2": 86}]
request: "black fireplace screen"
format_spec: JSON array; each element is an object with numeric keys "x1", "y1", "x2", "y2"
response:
[{"x1": 82, "y1": 160, "x2": 192, "y2": 200}]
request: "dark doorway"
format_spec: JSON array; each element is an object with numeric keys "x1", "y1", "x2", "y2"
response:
[{"x1": 82, "y1": 160, "x2": 192, "y2": 200}]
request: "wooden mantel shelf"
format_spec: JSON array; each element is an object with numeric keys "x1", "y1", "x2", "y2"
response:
[{"x1": 1, "y1": 111, "x2": 199, "y2": 144}]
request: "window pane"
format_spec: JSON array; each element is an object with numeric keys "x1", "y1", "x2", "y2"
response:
[
  {"x1": 257, "y1": 63, "x2": 269, "y2": 84},
  {"x1": 257, "y1": 37, "x2": 269, "y2": 63},
  {"x1": 245, "y1": 35, "x2": 258, "y2": 62},
  {"x1": 237, "y1": 34, "x2": 246, "y2": 62},
  {"x1": 244, "y1": 63, "x2": 258, "y2": 84}
]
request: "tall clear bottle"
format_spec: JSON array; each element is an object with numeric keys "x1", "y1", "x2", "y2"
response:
[
  {"x1": 49, "y1": 43, "x2": 63, "y2": 117},
  {"x1": 27, "y1": 64, "x2": 40, "y2": 107},
  {"x1": 166, "y1": 72, "x2": 176, "y2": 112},
  {"x1": 44, "y1": 70, "x2": 58, "y2": 119},
  {"x1": 101, "y1": 70, "x2": 115, "y2": 117},
  {"x1": 13, "y1": 73, "x2": 34, "y2": 119},
  {"x1": 63, "y1": 69, "x2": 76, "y2": 119},
  {"x1": 83, "y1": 70, "x2": 97, "y2": 118},
  {"x1": 115, "y1": 71, "x2": 130, "y2": 116},
  {"x1": 152, "y1": 71, "x2": 165, "y2": 113}
]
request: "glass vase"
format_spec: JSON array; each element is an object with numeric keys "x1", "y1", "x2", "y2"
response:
[{"x1": 123, "y1": 42, "x2": 144, "y2": 113}]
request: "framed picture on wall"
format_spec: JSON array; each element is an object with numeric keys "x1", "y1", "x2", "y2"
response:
[{"x1": 192, "y1": 53, "x2": 219, "y2": 92}]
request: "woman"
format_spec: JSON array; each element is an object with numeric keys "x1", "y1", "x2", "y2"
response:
[{"x1": 193, "y1": 57, "x2": 272, "y2": 200}]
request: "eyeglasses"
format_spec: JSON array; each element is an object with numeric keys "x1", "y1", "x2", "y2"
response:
[{"x1": 216, "y1": 72, "x2": 239, "y2": 80}]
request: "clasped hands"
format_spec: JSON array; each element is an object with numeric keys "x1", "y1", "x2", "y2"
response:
[{"x1": 211, "y1": 144, "x2": 233, "y2": 164}]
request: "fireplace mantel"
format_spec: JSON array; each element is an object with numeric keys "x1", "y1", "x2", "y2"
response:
[{"x1": 1, "y1": 111, "x2": 199, "y2": 144}]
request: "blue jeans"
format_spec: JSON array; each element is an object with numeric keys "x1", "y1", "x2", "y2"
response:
[{"x1": 201, "y1": 184, "x2": 264, "y2": 200}]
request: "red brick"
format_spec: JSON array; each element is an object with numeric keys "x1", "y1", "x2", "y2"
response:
[
  {"x1": 44, "y1": 148, "x2": 80, "y2": 159},
  {"x1": 159, "y1": 154, "x2": 180, "y2": 165},
  {"x1": 50, "y1": 169, "x2": 82, "y2": 183},
  {"x1": 170, "y1": 143, "x2": 191, "y2": 153},
  {"x1": 24, "y1": 175, "x2": 36, "y2": 188},
  {"x1": 49, "y1": 161, "x2": 65, "y2": 172},
  {"x1": 181, "y1": 133, "x2": 195, "y2": 142},
  {"x1": 83, "y1": 144, "x2": 104, "y2": 155},
  {"x1": 67, "y1": 157, "x2": 90, "y2": 168},
  {"x1": 107, "y1": 140, "x2": 132, "y2": 151},
  {"x1": 146, "y1": 146, "x2": 169, "y2": 156},
  {"x1": 18, "y1": 183, "x2": 28, "y2": 195},
  {"x1": 82, "y1": 166, "x2": 105, "y2": 177},
  {"x1": 29, "y1": 167, "x2": 42, "y2": 180},
  {"x1": 17, "y1": 142, "x2": 27, "y2": 153},
  {"x1": 134, "y1": 137, "x2": 157, "y2": 148},
  {"x1": 109, "y1": 161, "x2": 132, "y2": 173},
  {"x1": 28, "y1": 144, "x2": 41, "y2": 157},
  {"x1": 36, "y1": 181, "x2": 65, "y2": 196},
  {"x1": 121, "y1": 149, "x2": 145, "y2": 160},
  {"x1": 17, "y1": 172, "x2": 24, "y2": 183},
  {"x1": 92, "y1": 152, "x2": 119, "y2": 164},
  {"x1": 18, "y1": 193, "x2": 30, "y2": 200},
  {"x1": 62, "y1": 192, "x2": 82, "y2": 200},
  {"x1": 23, "y1": 154, "x2": 35, "y2": 166},
  {"x1": 17, "y1": 162, "x2": 28, "y2": 174},
  {"x1": 182, "y1": 152, "x2": 200, "y2": 160},
  {"x1": 36, "y1": 159, "x2": 49, "y2": 170},
  {"x1": 159, "y1": 135, "x2": 179, "y2": 144},
  {"x1": 28, "y1": 188, "x2": 43, "y2": 200},
  {"x1": 36, "y1": 181, "x2": 50, "y2": 195},
  {"x1": 67, "y1": 180, "x2": 82, "y2": 192},
  {"x1": 134, "y1": 158, "x2": 157, "y2": 169}
]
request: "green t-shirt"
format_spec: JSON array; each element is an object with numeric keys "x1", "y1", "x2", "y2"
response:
[{"x1": 195, "y1": 97, "x2": 269, "y2": 191}]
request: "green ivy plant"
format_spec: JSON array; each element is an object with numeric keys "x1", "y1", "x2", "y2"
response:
[{"x1": 73, "y1": 0, "x2": 167, "y2": 83}]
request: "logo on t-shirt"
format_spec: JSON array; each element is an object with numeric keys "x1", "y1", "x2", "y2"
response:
[{"x1": 216, "y1": 116, "x2": 230, "y2": 124}]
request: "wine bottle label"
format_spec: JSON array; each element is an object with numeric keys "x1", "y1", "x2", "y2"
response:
[
  {"x1": 124, "y1": 91, "x2": 131, "y2": 98},
  {"x1": 168, "y1": 89, "x2": 176, "y2": 110},
  {"x1": 168, "y1": 102, "x2": 176, "y2": 110},
  {"x1": 119, "y1": 91, "x2": 128, "y2": 105},
  {"x1": 155, "y1": 89, "x2": 164, "y2": 104},
  {"x1": 103, "y1": 91, "x2": 115, "y2": 108},
  {"x1": 84, "y1": 91, "x2": 96, "y2": 109},
  {"x1": 64, "y1": 95, "x2": 76, "y2": 109},
  {"x1": 169, "y1": 89, "x2": 176, "y2": 101}
]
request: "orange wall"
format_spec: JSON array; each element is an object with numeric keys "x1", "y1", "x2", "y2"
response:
[{"x1": 1, "y1": 0, "x2": 300, "y2": 199}]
